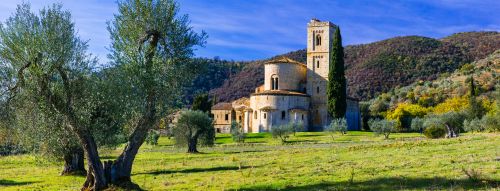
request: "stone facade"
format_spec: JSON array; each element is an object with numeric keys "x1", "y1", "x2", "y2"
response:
[
  {"x1": 212, "y1": 102, "x2": 234, "y2": 133},
  {"x1": 211, "y1": 19, "x2": 361, "y2": 133}
]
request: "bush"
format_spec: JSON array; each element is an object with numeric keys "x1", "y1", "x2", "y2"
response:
[
  {"x1": 230, "y1": 121, "x2": 245, "y2": 143},
  {"x1": 271, "y1": 124, "x2": 293, "y2": 144},
  {"x1": 410, "y1": 117, "x2": 425, "y2": 134},
  {"x1": 145, "y1": 129, "x2": 160, "y2": 146},
  {"x1": 424, "y1": 126, "x2": 446, "y2": 139},
  {"x1": 424, "y1": 112, "x2": 465, "y2": 138},
  {"x1": 369, "y1": 119, "x2": 395, "y2": 139},
  {"x1": 290, "y1": 121, "x2": 305, "y2": 136},
  {"x1": 482, "y1": 115, "x2": 499, "y2": 132},
  {"x1": 463, "y1": 118, "x2": 484, "y2": 133},
  {"x1": 325, "y1": 118, "x2": 347, "y2": 136}
]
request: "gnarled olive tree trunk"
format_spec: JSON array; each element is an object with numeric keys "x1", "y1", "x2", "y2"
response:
[
  {"x1": 98, "y1": 33, "x2": 160, "y2": 184},
  {"x1": 61, "y1": 147, "x2": 86, "y2": 175},
  {"x1": 187, "y1": 137, "x2": 199, "y2": 153}
]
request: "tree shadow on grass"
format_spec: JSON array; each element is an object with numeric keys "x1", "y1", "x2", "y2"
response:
[
  {"x1": 222, "y1": 150, "x2": 268, "y2": 154},
  {"x1": 135, "y1": 165, "x2": 256, "y2": 176},
  {"x1": 230, "y1": 177, "x2": 500, "y2": 191},
  {"x1": 294, "y1": 134, "x2": 324, "y2": 138},
  {"x1": 285, "y1": 140, "x2": 319, "y2": 144},
  {"x1": 0, "y1": 179, "x2": 38, "y2": 186}
]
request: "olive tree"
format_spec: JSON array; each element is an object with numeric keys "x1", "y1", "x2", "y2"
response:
[
  {"x1": 173, "y1": 110, "x2": 214, "y2": 153},
  {"x1": 271, "y1": 124, "x2": 293, "y2": 144},
  {"x1": 98, "y1": 0, "x2": 207, "y2": 187},
  {"x1": 369, "y1": 119, "x2": 395, "y2": 139},
  {"x1": 325, "y1": 118, "x2": 347, "y2": 135},
  {"x1": 0, "y1": 3, "x2": 108, "y2": 189},
  {"x1": 410, "y1": 117, "x2": 425, "y2": 134},
  {"x1": 230, "y1": 121, "x2": 245, "y2": 143}
]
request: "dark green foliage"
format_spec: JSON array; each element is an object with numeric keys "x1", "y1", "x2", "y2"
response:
[
  {"x1": 184, "y1": 58, "x2": 245, "y2": 104},
  {"x1": 191, "y1": 93, "x2": 212, "y2": 113},
  {"x1": 327, "y1": 27, "x2": 347, "y2": 118},
  {"x1": 359, "y1": 102, "x2": 372, "y2": 131},
  {"x1": 467, "y1": 96, "x2": 487, "y2": 120},
  {"x1": 145, "y1": 130, "x2": 160, "y2": 146},
  {"x1": 424, "y1": 126, "x2": 446, "y2": 139},
  {"x1": 230, "y1": 121, "x2": 245, "y2": 143}
]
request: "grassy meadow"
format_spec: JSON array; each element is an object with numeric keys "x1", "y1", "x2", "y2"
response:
[{"x1": 0, "y1": 131, "x2": 499, "y2": 190}]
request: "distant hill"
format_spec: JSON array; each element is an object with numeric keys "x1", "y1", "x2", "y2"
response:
[
  {"x1": 209, "y1": 31, "x2": 500, "y2": 102},
  {"x1": 368, "y1": 49, "x2": 499, "y2": 111}
]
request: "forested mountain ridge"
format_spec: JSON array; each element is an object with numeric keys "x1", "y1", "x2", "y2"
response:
[{"x1": 208, "y1": 31, "x2": 500, "y2": 102}]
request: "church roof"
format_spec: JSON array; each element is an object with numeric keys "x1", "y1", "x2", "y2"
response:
[
  {"x1": 232, "y1": 97, "x2": 251, "y2": 111},
  {"x1": 251, "y1": 90, "x2": 309, "y2": 97},
  {"x1": 211, "y1": 102, "x2": 233, "y2": 110},
  {"x1": 265, "y1": 57, "x2": 306, "y2": 67}
]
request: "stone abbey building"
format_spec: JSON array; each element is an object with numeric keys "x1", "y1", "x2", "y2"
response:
[{"x1": 212, "y1": 19, "x2": 360, "y2": 133}]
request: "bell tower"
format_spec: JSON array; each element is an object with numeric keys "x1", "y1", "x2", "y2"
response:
[{"x1": 306, "y1": 19, "x2": 336, "y2": 130}]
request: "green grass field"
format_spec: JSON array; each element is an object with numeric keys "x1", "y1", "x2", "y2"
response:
[{"x1": 0, "y1": 132, "x2": 499, "y2": 190}]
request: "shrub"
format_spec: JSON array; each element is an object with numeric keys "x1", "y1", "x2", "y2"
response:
[
  {"x1": 410, "y1": 117, "x2": 425, "y2": 134},
  {"x1": 482, "y1": 113, "x2": 500, "y2": 132},
  {"x1": 424, "y1": 126, "x2": 446, "y2": 138},
  {"x1": 230, "y1": 121, "x2": 245, "y2": 143},
  {"x1": 290, "y1": 121, "x2": 305, "y2": 136},
  {"x1": 369, "y1": 119, "x2": 395, "y2": 139},
  {"x1": 145, "y1": 129, "x2": 160, "y2": 146},
  {"x1": 463, "y1": 118, "x2": 484, "y2": 133},
  {"x1": 271, "y1": 124, "x2": 293, "y2": 144}
]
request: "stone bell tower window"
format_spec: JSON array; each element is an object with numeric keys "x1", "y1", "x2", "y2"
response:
[
  {"x1": 316, "y1": 35, "x2": 321, "y2": 46},
  {"x1": 316, "y1": 60, "x2": 320, "y2": 68},
  {"x1": 271, "y1": 75, "x2": 279, "y2": 90}
]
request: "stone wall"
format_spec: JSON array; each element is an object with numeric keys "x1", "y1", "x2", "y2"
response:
[
  {"x1": 212, "y1": 110, "x2": 233, "y2": 133},
  {"x1": 307, "y1": 19, "x2": 336, "y2": 129},
  {"x1": 264, "y1": 63, "x2": 306, "y2": 91},
  {"x1": 249, "y1": 94, "x2": 310, "y2": 132}
]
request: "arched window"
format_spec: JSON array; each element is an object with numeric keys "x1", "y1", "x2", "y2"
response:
[
  {"x1": 271, "y1": 75, "x2": 279, "y2": 90},
  {"x1": 281, "y1": 111, "x2": 286, "y2": 120},
  {"x1": 316, "y1": 35, "x2": 321, "y2": 46},
  {"x1": 316, "y1": 60, "x2": 320, "y2": 68},
  {"x1": 317, "y1": 86, "x2": 320, "y2": 93},
  {"x1": 263, "y1": 113, "x2": 267, "y2": 119}
]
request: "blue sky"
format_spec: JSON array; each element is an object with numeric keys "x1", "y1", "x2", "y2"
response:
[{"x1": 0, "y1": 0, "x2": 499, "y2": 64}]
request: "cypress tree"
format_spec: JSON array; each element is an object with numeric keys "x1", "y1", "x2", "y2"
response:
[
  {"x1": 192, "y1": 93, "x2": 212, "y2": 113},
  {"x1": 327, "y1": 26, "x2": 347, "y2": 119}
]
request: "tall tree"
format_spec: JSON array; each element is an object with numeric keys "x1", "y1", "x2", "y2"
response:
[
  {"x1": 192, "y1": 93, "x2": 212, "y2": 113},
  {"x1": 105, "y1": 0, "x2": 207, "y2": 187},
  {"x1": 0, "y1": 3, "x2": 108, "y2": 189},
  {"x1": 327, "y1": 26, "x2": 347, "y2": 119}
]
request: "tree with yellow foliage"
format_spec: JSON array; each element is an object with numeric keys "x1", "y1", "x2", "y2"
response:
[
  {"x1": 432, "y1": 96, "x2": 469, "y2": 114},
  {"x1": 386, "y1": 103, "x2": 429, "y2": 131}
]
